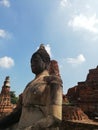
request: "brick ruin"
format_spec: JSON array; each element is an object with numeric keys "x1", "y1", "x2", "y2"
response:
[
  {"x1": 0, "y1": 76, "x2": 13, "y2": 117},
  {"x1": 0, "y1": 66, "x2": 98, "y2": 129},
  {"x1": 0, "y1": 66, "x2": 98, "y2": 123},
  {"x1": 66, "y1": 66, "x2": 98, "y2": 119}
]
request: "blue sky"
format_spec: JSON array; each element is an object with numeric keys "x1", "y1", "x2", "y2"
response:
[{"x1": 0, "y1": 0, "x2": 98, "y2": 95}]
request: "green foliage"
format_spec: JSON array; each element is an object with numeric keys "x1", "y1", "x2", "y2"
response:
[{"x1": 10, "y1": 91, "x2": 18, "y2": 104}]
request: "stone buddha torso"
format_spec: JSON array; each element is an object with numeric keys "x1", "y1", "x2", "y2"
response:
[
  {"x1": 18, "y1": 70, "x2": 62, "y2": 130},
  {"x1": 18, "y1": 70, "x2": 49, "y2": 129}
]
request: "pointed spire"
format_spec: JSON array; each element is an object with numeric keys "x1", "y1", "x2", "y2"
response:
[
  {"x1": 4, "y1": 76, "x2": 10, "y2": 87},
  {"x1": 39, "y1": 44, "x2": 45, "y2": 50}
]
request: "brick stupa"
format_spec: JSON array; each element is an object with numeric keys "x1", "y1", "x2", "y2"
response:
[
  {"x1": 67, "y1": 66, "x2": 98, "y2": 119},
  {"x1": 0, "y1": 76, "x2": 13, "y2": 117}
]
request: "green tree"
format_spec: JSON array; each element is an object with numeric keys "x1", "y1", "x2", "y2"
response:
[{"x1": 10, "y1": 91, "x2": 18, "y2": 104}]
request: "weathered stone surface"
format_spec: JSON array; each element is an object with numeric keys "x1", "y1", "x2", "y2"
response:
[{"x1": 66, "y1": 66, "x2": 98, "y2": 118}]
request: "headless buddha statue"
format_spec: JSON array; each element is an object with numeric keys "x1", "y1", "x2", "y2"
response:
[{"x1": 0, "y1": 44, "x2": 63, "y2": 130}]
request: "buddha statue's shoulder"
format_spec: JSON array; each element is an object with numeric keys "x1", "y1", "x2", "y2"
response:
[
  {"x1": 44, "y1": 75, "x2": 63, "y2": 86},
  {"x1": 24, "y1": 80, "x2": 35, "y2": 90}
]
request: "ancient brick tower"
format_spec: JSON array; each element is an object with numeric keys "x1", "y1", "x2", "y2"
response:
[
  {"x1": 67, "y1": 66, "x2": 98, "y2": 119},
  {"x1": 0, "y1": 76, "x2": 13, "y2": 117}
]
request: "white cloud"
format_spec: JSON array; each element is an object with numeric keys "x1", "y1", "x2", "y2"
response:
[
  {"x1": 85, "y1": 4, "x2": 91, "y2": 9},
  {"x1": 68, "y1": 13, "x2": 98, "y2": 34},
  {"x1": 60, "y1": 0, "x2": 70, "y2": 8},
  {"x1": 67, "y1": 54, "x2": 86, "y2": 66},
  {"x1": 0, "y1": 0, "x2": 10, "y2": 7},
  {"x1": 44, "y1": 44, "x2": 52, "y2": 57},
  {"x1": 0, "y1": 56, "x2": 14, "y2": 69},
  {"x1": 60, "y1": 0, "x2": 68, "y2": 7},
  {"x1": 0, "y1": 29, "x2": 11, "y2": 39}
]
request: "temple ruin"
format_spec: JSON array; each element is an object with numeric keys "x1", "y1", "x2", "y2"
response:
[
  {"x1": 66, "y1": 66, "x2": 98, "y2": 119},
  {"x1": 0, "y1": 76, "x2": 13, "y2": 118}
]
